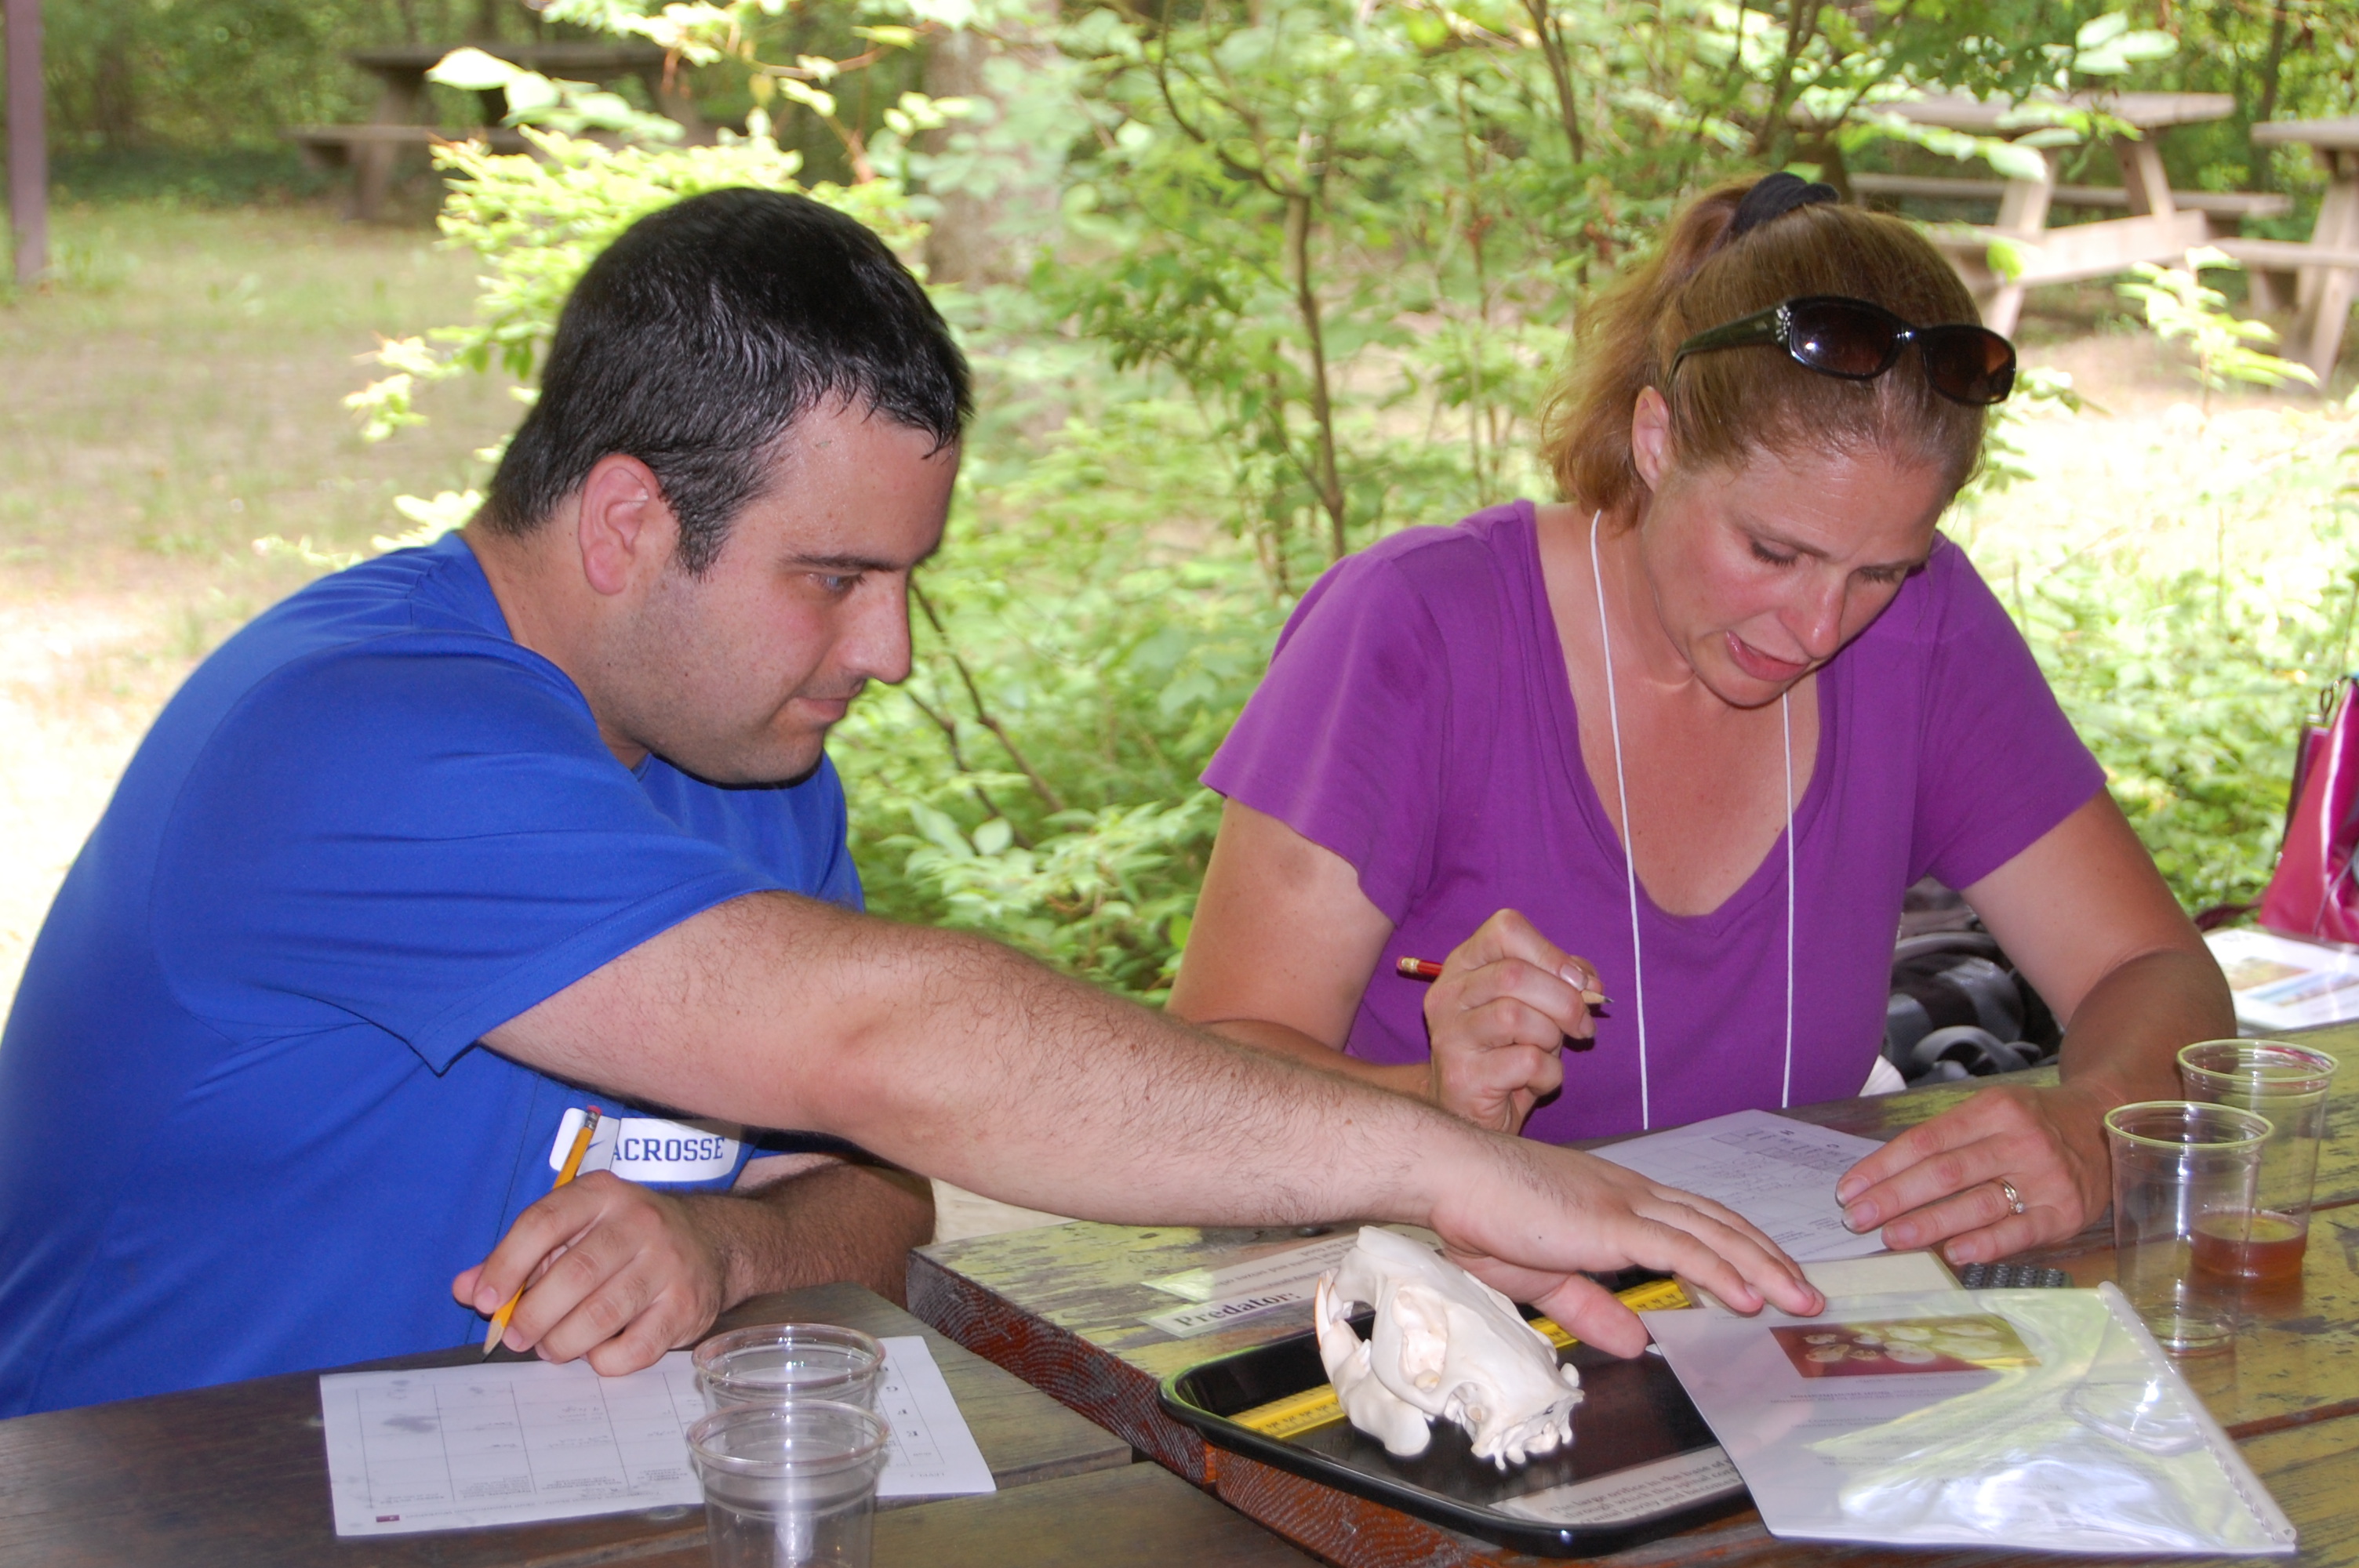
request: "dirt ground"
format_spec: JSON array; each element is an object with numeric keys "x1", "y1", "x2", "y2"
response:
[{"x1": 0, "y1": 205, "x2": 2351, "y2": 1031}]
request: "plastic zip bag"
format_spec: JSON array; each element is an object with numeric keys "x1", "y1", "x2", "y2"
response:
[{"x1": 1643, "y1": 1284, "x2": 2294, "y2": 1555}]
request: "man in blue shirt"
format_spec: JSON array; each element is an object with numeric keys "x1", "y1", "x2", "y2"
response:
[{"x1": 0, "y1": 190, "x2": 1823, "y2": 1417}]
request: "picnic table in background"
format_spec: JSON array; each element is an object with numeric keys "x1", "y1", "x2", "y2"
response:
[
  {"x1": 1805, "y1": 91, "x2": 2265, "y2": 336},
  {"x1": 285, "y1": 42, "x2": 707, "y2": 221},
  {"x1": 2224, "y1": 118, "x2": 2359, "y2": 379}
]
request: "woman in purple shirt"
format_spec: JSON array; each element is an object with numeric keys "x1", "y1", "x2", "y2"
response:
[{"x1": 1170, "y1": 175, "x2": 2232, "y2": 1268}]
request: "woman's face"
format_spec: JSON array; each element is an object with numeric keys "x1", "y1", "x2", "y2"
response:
[{"x1": 1628, "y1": 396, "x2": 1954, "y2": 709}]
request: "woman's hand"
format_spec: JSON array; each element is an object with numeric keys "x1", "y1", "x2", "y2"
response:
[
  {"x1": 1422, "y1": 909, "x2": 1604, "y2": 1134},
  {"x1": 1832, "y1": 1078, "x2": 2116, "y2": 1264}
]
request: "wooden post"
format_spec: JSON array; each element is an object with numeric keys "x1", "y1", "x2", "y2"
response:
[{"x1": 4, "y1": 0, "x2": 44, "y2": 285}]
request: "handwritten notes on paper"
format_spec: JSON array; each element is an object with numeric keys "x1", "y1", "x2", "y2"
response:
[
  {"x1": 1591, "y1": 1109, "x2": 1888, "y2": 1263},
  {"x1": 322, "y1": 1337, "x2": 992, "y2": 1537}
]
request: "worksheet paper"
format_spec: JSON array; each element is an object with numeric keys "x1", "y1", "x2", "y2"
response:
[
  {"x1": 2205, "y1": 926, "x2": 2359, "y2": 1033},
  {"x1": 321, "y1": 1335, "x2": 991, "y2": 1537},
  {"x1": 1590, "y1": 1109, "x2": 1888, "y2": 1263}
]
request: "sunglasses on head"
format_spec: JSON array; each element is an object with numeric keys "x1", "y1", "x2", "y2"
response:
[{"x1": 1668, "y1": 296, "x2": 2016, "y2": 406}]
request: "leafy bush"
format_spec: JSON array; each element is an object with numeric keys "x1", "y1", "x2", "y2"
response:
[{"x1": 340, "y1": 0, "x2": 2359, "y2": 1004}]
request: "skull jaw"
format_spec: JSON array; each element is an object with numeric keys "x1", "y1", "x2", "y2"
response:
[{"x1": 1315, "y1": 1229, "x2": 1587, "y2": 1470}]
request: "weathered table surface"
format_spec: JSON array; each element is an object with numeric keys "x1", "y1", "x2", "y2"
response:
[
  {"x1": 0, "y1": 1279, "x2": 1140, "y2": 1568},
  {"x1": 911, "y1": 1021, "x2": 2359, "y2": 1566}
]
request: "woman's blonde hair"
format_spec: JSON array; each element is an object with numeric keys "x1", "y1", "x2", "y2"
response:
[{"x1": 1538, "y1": 178, "x2": 1989, "y2": 517}]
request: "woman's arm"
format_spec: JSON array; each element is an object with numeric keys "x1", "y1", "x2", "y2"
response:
[
  {"x1": 1832, "y1": 791, "x2": 2233, "y2": 1262},
  {"x1": 1169, "y1": 798, "x2": 1601, "y2": 1132}
]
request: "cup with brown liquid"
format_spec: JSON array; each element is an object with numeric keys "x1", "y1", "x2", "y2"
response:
[
  {"x1": 2178, "y1": 1040, "x2": 2338, "y2": 1288},
  {"x1": 2104, "y1": 1101, "x2": 2270, "y2": 1356}
]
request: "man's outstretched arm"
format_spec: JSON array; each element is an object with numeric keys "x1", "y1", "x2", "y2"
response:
[
  {"x1": 474, "y1": 891, "x2": 1822, "y2": 1365},
  {"x1": 456, "y1": 1154, "x2": 933, "y2": 1370}
]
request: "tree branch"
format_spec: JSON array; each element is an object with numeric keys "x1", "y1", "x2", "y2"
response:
[{"x1": 911, "y1": 583, "x2": 1067, "y2": 815}]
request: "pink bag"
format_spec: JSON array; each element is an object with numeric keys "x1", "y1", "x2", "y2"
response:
[{"x1": 2258, "y1": 680, "x2": 2359, "y2": 944}]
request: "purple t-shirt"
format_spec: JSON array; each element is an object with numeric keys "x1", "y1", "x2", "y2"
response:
[{"x1": 1202, "y1": 501, "x2": 2104, "y2": 1142}]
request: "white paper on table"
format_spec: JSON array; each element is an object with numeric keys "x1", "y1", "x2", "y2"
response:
[
  {"x1": 873, "y1": 1335, "x2": 994, "y2": 1497},
  {"x1": 2205, "y1": 926, "x2": 2359, "y2": 1033},
  {"x1": 322, "y1": 1336, "x2": 994, "y2": 1536},
  {"x1": 319, "y1": 1352, "x2": 707, "y2": 1537},
  {"x1": 1641, "y1": 1285, "x2": 2296, "y2": 1555},
  {"x1": 1136, "y1": 1225, "x2": 1445, "y2": 1338},
  {"x1": 1591, "y1": 1109, "x2": 1888, "y2": 1263}
]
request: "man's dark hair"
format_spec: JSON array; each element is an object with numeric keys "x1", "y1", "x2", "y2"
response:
[{"x1": 478, "y1": 187, "x2": 971, "y2": 574}]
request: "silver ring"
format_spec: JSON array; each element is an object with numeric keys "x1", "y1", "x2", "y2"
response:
[{"x1": 1997, "y1": 1178, "x2": 2026, "y2": 1216}]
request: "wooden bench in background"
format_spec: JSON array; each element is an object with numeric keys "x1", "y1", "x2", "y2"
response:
[{"x1": 1849, "y1": 171, "x2": 2292, "y2": 226}]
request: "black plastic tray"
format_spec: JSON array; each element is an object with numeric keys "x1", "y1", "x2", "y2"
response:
[{"x1": 1158, "y1": 1314, "x2": 1748, "y2": 1557}]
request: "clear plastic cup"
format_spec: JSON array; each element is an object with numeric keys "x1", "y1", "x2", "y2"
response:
[
  {"x1": 695, "y1": 1324, "x2": 884, "y2": 1412},
  {"x1": 687, "y1": 1399, "x2": 889, "y2": 1568},
  {"x1": 2178, "y1": 1040, "x2": 2338, "y2": 1287},
  {"x1": 2105, "y1": 1100, "x2": 2270, "y2": 1356}
]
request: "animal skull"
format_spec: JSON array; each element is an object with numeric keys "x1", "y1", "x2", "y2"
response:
[{"x1": 1313, "y1": 1226, "x2": 1583, "y2": 1469}]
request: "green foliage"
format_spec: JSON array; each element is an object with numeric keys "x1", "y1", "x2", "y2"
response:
[
  {"x1": 2117, "y1": 249, "x2": 2319, "y2": 409},
  {"x1": 333, "y1": 0, "x2": 2359, "y2": 1000},
  {"x1": 2029, "y1": 552, "x2": 2357, "y2": 913},
  {"x1": 831, "y1": 392, "x2": 1289, "y2": 999},
  {"x1": 346, "y1": 116, "x2": 919, "y2": 439}
]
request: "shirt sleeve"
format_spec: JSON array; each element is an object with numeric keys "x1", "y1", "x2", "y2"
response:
[
  {"x1": 1201, "y1": 550, "x2": 1451, "y2": 924},
  {"x1": 1910, "y1": 544, "x2": 2108, "y2": 891},
  {"x1": 150, "y1": 637, "x2": 783, "y2": 1071}
]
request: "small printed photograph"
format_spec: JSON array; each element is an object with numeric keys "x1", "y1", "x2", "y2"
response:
[
  {"x1": 1771, "y1": 1315, "x2": 2038, "y2": 1378},
  {"x1": 2222, "y1": 956, "x2": 2306, "y2": 993}
]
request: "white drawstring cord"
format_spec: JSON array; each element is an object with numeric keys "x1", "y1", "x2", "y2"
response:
[{"x1": 1587, "y1": 510, "x2": 1795, "y2": 1127}]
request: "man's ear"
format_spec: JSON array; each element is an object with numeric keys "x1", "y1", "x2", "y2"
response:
[
  {"x1": 575, "y1": 455, "x2": 678, "y2": 598},
  {"x1": 1627, "y1": 387, "x2": 1674, "y2": 494}
]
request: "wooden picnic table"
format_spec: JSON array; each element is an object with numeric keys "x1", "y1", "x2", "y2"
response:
[
  {"x1": 2229, "y1": 118, "x2": 2359, "y2": 379},
  {"x1": 1805, "y1": 91, "x2": 2237, "y2": 336},
  {"x1": 0, "y1": 1278, "x2": 1314, "y2": 1567},
  {"x1": 289, "y1": 41, "x2": 703, "y2": 222},
  {"x1": 911, "y1": 1021, "x2": 2359, "y2": 1568}
]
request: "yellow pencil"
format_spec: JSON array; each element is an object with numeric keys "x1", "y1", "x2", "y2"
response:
[{"x1": 483, "y1": 1106, "x2": 600, "y2": 1357}]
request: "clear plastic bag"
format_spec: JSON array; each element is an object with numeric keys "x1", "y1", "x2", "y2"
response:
[{"x1": 1644, "y1": 1284, "x2": 2294, "y2": 1555}]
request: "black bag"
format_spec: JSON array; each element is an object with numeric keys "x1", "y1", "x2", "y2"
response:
[{"x1": 1883, "y1": 881, "x2": 2060, "y2": 1087}]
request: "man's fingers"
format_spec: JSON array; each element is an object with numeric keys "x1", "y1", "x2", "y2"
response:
[
  {"x1": 1623, "y1": 1198, "x2": 1823, "y2": 1318},
  {"x1": 463, "y1": 1174, "x2": 620, "y2": 1314},
  {"x1": 1529, "y1": 1275, "x2": 1648, "y2": 1358}
]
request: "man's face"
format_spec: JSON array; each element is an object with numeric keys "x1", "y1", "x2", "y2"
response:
[{"x1": 605, "y1": 405, "x2": 958, "y2": 786}]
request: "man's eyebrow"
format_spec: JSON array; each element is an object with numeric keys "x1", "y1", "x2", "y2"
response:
[{"x1": 786, "y1": 546, "x2": 936, "y2": 574}]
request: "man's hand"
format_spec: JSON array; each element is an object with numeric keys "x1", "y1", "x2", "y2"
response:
[
  {"x1": 1433, "y1": 1142, "x2": 1825, "y2": 1357},
  {"x1": 455, "y1": 1158, "x2": 936, "y2": 1374},
  {"x1": 1834, "y1": 1080, "x2": 2114, "y2": 1265},
  {"x1": 1422, "y1": 910, "x2": 1602, "y2": 1134},
  {"x1": 457, "y1": 1171, "x2": 725, "y2": 1374}
]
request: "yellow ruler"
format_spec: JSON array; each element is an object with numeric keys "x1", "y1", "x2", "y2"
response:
[{"x1": 1227, "y1": 1276, "x2": 1692, "y2": 1439}]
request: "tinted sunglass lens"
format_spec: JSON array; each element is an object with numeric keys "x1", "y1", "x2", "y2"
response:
[
  {"x1": 1785, "y1": 301, "x2": 1900, "y2": 379},
  {"x1": 1919, "y1": 328, "x2": 2016, "y2": 405}
]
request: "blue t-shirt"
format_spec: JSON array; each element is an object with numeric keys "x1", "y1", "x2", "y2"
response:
[{"x1": 0, "y1": 532, "x2": 862, "y2": 1415}]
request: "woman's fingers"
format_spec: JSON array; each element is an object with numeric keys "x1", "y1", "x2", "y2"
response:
[
  {"x1": 1833, "y1": 1085, "x2": 2102, "y2": 1258},
  {"x1": 1451, "y1": 909, "x2": 1606, "y2": 1004}
]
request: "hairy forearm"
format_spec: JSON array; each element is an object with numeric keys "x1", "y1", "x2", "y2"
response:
[
  {"x1": 689, "y1": 1160, "x2": 935, "y2": 1309},
  {"x1": 2055, "y1": 946, "x2": 2234, "y2": 1105},
  {"x1": 493, "y1": 892, "x2": 1493, "y2": 1233}
]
